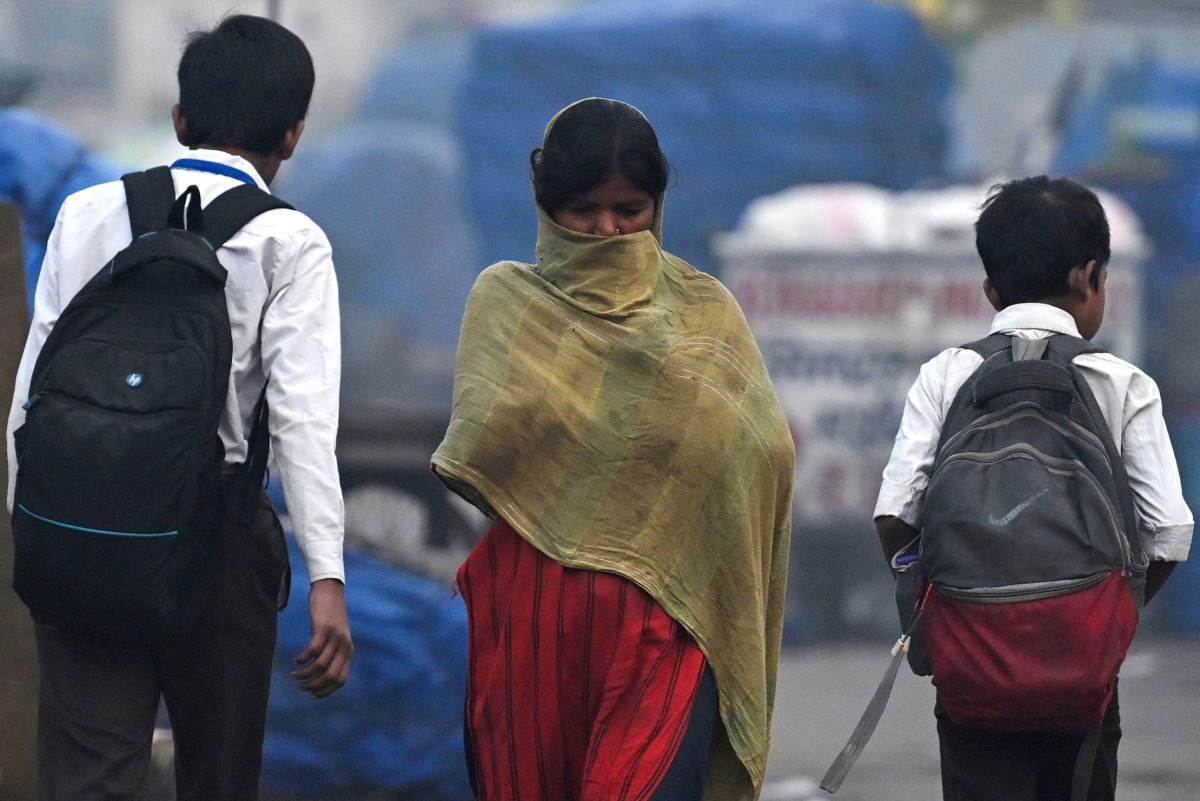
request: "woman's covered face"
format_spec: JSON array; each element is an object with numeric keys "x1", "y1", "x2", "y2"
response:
[{"x1": 553, "y1": 173, "x2": 655, "y2": 237}]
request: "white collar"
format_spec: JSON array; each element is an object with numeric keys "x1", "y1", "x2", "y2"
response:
[{"x1": 989, "y1": 303, "x2": 1083, "y2": 338}]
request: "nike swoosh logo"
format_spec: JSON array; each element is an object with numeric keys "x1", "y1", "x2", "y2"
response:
[{"x1": 988, "y1": 489, "x2": 1050, "y2": 526}]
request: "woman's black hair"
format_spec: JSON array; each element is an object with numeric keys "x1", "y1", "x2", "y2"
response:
[
  {"x1": 177, "y1": 15, "x2": 314, "y2": 156},
  {"x1": 530, "y1": 99, "x2": 669, "y2": 215}
]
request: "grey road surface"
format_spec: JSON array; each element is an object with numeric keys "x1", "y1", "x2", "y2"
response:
[{"x1": 764, "y1": 636, "x2": 1200, "y2": 801}]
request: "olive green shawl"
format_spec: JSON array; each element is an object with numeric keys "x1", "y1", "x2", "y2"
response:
[{"x1": 432, "y1": 209, "x2": 794, "y2": 800}]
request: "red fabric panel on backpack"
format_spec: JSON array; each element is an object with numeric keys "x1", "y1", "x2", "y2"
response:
[
  {"x1": 922, "y1": 571, "x2": 1137, "y2": 732},
  {"x1": 457, "y1": 518, "x2": 707, "y2": 801}
]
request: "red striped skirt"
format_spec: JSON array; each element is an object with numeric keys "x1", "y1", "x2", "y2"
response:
[{"x1": 457, "y1": 518, "x2": 707, "y2": 801}]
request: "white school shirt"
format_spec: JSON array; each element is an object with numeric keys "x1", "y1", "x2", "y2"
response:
[
  {"x1": 875, "y1": 302, "x2": 1193, "y2": 563},
  {"x1": 6, "y1": 148, "x2": 345, "y2": 584}
]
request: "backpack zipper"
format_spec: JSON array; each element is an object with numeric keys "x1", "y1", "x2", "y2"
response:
[
  {"x1": 23, "y1": 387, "x2": 203, "y2": 423},
  {"x1": 17, "y1": 504, "x2": 178, "y2": 538},
  {"x1": 937, "y1": 404, "x2": 1110, "y2": 471},
  {"x1": 936, "y1": 570, "x2": 1110, "y2": 603}
]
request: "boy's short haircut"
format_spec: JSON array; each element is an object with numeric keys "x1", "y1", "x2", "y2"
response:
[
  {"x1": 177, "y1": 14, "x2": 314, "y2": 156},
  {"x1": 975, "y1": 175, "x2": 1111, "y2": 306}
]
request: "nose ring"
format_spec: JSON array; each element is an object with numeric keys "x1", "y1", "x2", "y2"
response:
[{"x1": 616, "y1": 226, "x2": 622, "y2": 235}]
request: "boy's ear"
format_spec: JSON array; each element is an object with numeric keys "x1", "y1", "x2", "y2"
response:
[
  {"x1": 171, "y1": 105, "x2": 194, "y2": 147},
  {"x1": 275, "y1": 120, "x2": 305, "y2": 162},
  {"x1": 1068, "y1": 260, "x2": 1098, "y2": 297},
  {"x1": 983, "y1": 278, "x2": 1004, "y2": 311}
]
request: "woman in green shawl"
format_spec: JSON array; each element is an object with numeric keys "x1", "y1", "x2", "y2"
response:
[{"x1": 433, "y1": 98, "x2": 795, "y2": 801}]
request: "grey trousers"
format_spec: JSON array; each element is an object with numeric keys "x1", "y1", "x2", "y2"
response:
[{"x1": 34, "y1": 488, "x2": 288, "y2": 801}]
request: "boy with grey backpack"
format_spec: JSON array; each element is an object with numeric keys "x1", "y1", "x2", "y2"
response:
[{"x1": 869, "y1": 177, "x2": 1191, "y2": 801}]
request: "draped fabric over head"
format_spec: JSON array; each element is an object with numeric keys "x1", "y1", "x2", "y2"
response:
[{"x1": 432, "y1": 99, "x2": 794, "y2": 800}]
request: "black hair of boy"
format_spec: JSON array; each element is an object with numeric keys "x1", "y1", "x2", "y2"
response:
[
  {"x1": 177, "y1": 14, "x2": 314, "y2": 156},
  {"x1": 530, "y1": 98, "x2": 670, "y2": 216},
  {"x1": 975, "y1": 175, "x2": 1111, "y2": 306}
]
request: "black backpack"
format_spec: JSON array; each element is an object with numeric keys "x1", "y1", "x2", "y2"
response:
[{"x1": 11, "y1": 166, "x2": 291, "y2": 645}]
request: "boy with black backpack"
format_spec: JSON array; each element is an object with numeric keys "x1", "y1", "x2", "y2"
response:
[
  {"x1": 874, "y1": 176, "x2": 1192, "y2": 801},
  {"x1": 4, "y1": 15, "x2": 352, "y2": 801}
]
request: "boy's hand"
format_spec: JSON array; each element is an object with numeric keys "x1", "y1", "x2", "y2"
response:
[
  {"x1": 292, "y1": 578, "x2": 353, "y2": 698},
  {"x1": 876, "y1": 515, "x2": 920, "y2": 572}
]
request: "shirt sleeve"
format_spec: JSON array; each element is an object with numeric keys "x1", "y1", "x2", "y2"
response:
[
  {"x1": 259, "y1": 224, "x2": 345, "y2": 584},
  {"x1": 874, "y1": 350, "x2": 956, "y2": 527},
  {"x1": 1119, "y1": 370, "x2": 1193, "y2": 562},
  {"x1": 6, "y1": 208, "x2": 66, "y2": 513}
]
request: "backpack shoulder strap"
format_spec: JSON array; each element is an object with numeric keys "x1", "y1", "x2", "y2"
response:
[
  {"x1": 1045, "y1": 335, "x2": 1143, "y2": 586},
  {"x1": 201, "y1": 184, "x2": 294, "y2": 250},
  {"x1": 937, "y1": 334, "x2": 1013, "y2": 453},
  {"x1": 1045, "y1": 333, "x2": 1105, "y2": 363},
  {"x1": 1044, "y1": 336, "x2": 1113, "y2": 435},
  {"x1": 236, "y1": 388, "x2": 271, "y2": 527},
  {"x1": 121, "y1": 166, "x2": 176, "y2": 238},
  {"x1": 195, "y1": 185, "x2": 293, "y2": 523},
  {"x1": 960, "y1": 333, "x2": 1011, "y2": 359}
]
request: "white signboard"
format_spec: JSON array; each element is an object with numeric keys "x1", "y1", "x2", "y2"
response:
[{"x1": 722, "y1": 251, "x2": 1143, "y2": 524}]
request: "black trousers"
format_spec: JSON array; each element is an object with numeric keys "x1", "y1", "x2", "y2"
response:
[
  {"x1": 936, "y1": 683, "x2": 1122, "y2": 801},
  {"x1": 35, "y1": 487, "x2": 289, "y2": 801}
]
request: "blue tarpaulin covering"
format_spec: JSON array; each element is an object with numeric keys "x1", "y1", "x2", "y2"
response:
[
  {"x1": 1054, "y1": 53, "x2": 1200, "y2": 320},
  {"x1": 1160, "y1": 420, "x2": 1200, "y2": 636},
  {"x1": 275, "y1": 121, "x2": 479, "y2": 413},
  {"x1": 359, "y1": 33, "x2": 472, "y2": 129},
  {"x1": 0, "y1": 107, "x2": 122, "y2": 308},
  {"x1": 457, "y1": 0, "x2": 953, "y2": 274},
  {"x1": 262, "y1": 536, "x2": 471, "y2": 800}
]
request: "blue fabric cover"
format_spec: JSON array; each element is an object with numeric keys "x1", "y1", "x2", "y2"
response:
[
  {"x1": 1159, "y1": 420, "x2": 1200, "y2": 636},
  {"x1": 275, "y1": 121, "x2": 479, "y2": 412},
  {"x1": 0, "y1": 108, "x2": 122, "y2": 308},
  {"x1": 262, "y1": 536, "x2": 471, "y2": 799},
  {"x1": 1054, "y1": 54, "x2": 1200, "y2": 319},
  {"x1": 456, "y1": 0, "x2": 953, "y2": 274},
  {"x1": 359, "y1": 33, "x2": 472, "y2": 128}
]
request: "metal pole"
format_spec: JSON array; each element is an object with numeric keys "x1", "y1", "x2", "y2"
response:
[{"x1": 267, "y1": 0, "x2": 281, "y2": 22}]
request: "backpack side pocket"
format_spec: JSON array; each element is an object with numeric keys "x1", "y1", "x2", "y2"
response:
[{"x1": 892, "y1": 538, "x2": 932, "y2": 675}]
